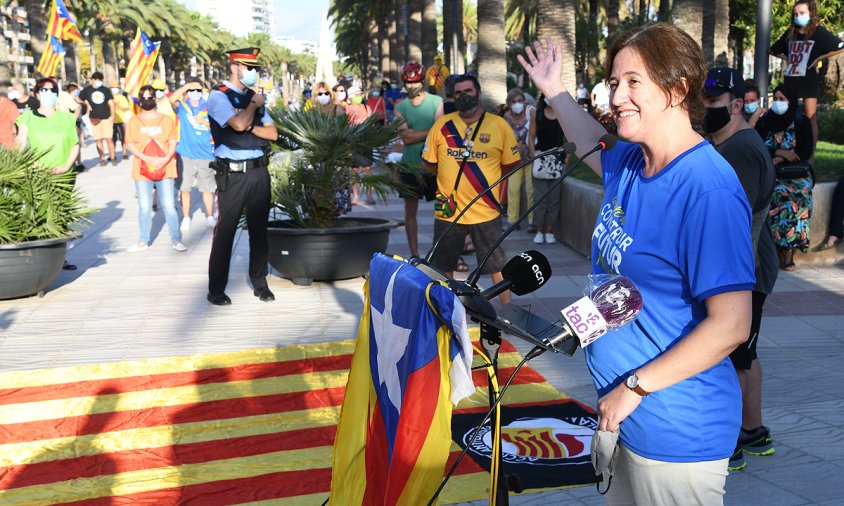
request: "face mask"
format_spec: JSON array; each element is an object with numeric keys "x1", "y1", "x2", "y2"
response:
[
  {"x1": 372, "y1": 90, "x2": 380, "y2": 97},
  {"x1": 39, "y1": 90, "x2": 58, "y2": 108},
  {"x1": 155, "y1": 90, "x2": 165, "y2": 99},
  {"x1": 390, "y1": 83, "x2": 397, "y2": 89},
  {"x1": 510, "y1": 102, "x2": 525, "y2": 114},
  {"x1": 794, "y1": 14, "x2": 811, "y2": 27},
  {"x1": 351, "y1": 96, "x2": 363, "y2": 104},
  {"x1": 456, "y1": 93, "x2": 480, "y2": 113},
  {"x1": 187, "y1": 90, "x2": 202, "y2": 102},
  {"x1": 240, "y1": 68, "x2": 258, "y2": 87},
  {"x1": 406, "y1": 85, "x2": 422, "y2": 99},
  {"x1": 703, "y1": 105, "x2": 732, "y2": 133},
  {"x1": 111, "y1": 88, "x2": 120, "y2": 95},
  {"x1": 771, "y1": 100, "x2": 789, "y2": 115},
  {"x1": 92, "y1": 81, "x2": 102, "y2": 89},
  {"x1": 140, "y1": 98, "x2": 157, "y2": 111},
  {"x1": 336, "y1": 91, "x2": 347, "y2": 101},
  {"x1": 7, "y1": 90, "x2": 19, "y2": 100},
  {"x1": 744, "y1": 102, "x2": 759, "y2": 114},
  {"x1": 73, "y1": 90, "x2": 80, "y2": 97},
  {"x1": 317, "y1": 94, "x2": 331, "y2": 105}
]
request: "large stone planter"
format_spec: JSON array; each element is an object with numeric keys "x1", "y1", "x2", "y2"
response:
[
  {"x1": 267, "y1": 217, "x2": 402, "y2": 285},
  {"x1": 0, "y1": 237, "x2": 71, "y2": 299}
]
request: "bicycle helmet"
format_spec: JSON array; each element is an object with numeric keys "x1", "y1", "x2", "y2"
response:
[{"x1": 401, "y1": 61, "x2": 425, "y2": 83}]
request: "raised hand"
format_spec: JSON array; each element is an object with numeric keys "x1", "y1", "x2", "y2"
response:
[{"x1": 516, "y1": 38, "x2": 567, "y2": 98}]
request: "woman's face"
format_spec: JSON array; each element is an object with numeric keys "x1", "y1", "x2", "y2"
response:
[
  {"x1": 608, "y1": 47, "x2": 674, "y2": 144},
  {"x1": 773, "y1": 90, "x2": 788, "y2": 105},
  {"x1": 36, "y1": 82, "x2": 55, "y2": 98},
  {"x1": 793, "y1": 3, "x2": 811, "y2": 19},
  {"x1": 744, "y1": 91, "x2": 760, "y2": 105},
  {"x1": 509, "y1": 94, "x2": 525, "y2": 107}
]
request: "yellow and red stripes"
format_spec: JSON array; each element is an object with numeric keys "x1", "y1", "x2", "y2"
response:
[{"x1": 0, "y1": 339, "x2": 570, "y2": 505}]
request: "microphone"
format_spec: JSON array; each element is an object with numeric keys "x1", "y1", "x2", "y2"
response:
[
  {"x1": 424, "y1": 142, "x2": 577, "y2": 263},
  {"x1": 481, "y1": 250, "x2": 551, "y2": 300},
  {"x1": 467, "y1": 134, "x2": 617, "y2": 287},
  {"x1": 525, "y1": 274, "x2": 642, "y2": 359}
]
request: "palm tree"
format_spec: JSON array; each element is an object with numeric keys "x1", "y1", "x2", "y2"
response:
[
  {"x1": 672, "y1": 0, "x2": 703, "y2": 54},
  {"x1": 421, "y1": 0, "x2": 437, "y2": 65},
  {"x1": 606, "y1": 0, "x2": 620, "y2": 40},
  {"x1": 22, "y1": 0, "x2": 47, "y2": 73},
  {"x1": 389, "y1": 0, "x2": 402, "y2": 77},
  {"x1": 407, "y1": 0, "x2": 423, "y2": 62},
  {"x1": 537, "y1": 0, "x2": 577, "y2": 93},
  {"x1": 702, "y1": 0, "x2": 730, "y2": 66},
  {"x1": 476, "y1": 0, "x2": 507, "y2": 109}
]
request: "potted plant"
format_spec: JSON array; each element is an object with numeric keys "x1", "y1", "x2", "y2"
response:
[
  {"x1": 0, "y1": 148, "x2": 92, "y2": 299},
  {"x1": 267, "y1": 108, "x2": 418, "y2": 285}
]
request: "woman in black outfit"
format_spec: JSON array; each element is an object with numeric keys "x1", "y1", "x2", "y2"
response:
[{"x1": 526, "y1": 93, "x2": 567, "y2": 244}]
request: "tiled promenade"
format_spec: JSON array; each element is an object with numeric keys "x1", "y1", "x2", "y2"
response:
[{"x1": 1, "y1": 144, "x2": 843, "y2": 504}]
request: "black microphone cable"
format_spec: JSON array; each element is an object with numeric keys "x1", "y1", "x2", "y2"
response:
[
  {"x1": 466, "y1": 134, "x2": 616, "y2": 287},
  {"x1": 424, "y1": 142, "x2": 576, "y2": 264}
]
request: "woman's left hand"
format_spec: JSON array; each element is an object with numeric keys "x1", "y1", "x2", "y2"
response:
[{"x1": 597, "y1": 382, "x2": 643, "y2": 432}]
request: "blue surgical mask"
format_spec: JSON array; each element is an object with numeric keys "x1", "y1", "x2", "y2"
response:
[
  {"x1": 770, "y1": 101, "x2": 789, "y2": 115},
  {"x1": 794, "y1": 14, "x2": 811, "y2": 27},
  {"x1": 372, "y1": 90, "x2": 380, "y2": 97},
  {"x1": 743, "y1": 102, "x2": 759, "y2": 114},
  {"x1": 39, "y1": 90, "x2": 57, "y2": 107},
  {"x1": 390, "y1": 83, "x2": 397, "y2": 89},
  {"x1": 241, "y1": 68, "x2": 258, "y2": 87}
]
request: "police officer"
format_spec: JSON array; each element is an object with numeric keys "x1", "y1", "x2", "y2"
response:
[{"x1": 206, "y1": 47, "x2": 279, "y2": 305}]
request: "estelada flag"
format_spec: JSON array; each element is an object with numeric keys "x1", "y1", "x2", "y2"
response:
[
  {"x1": 36, "y1": 36, "x2": 64, "y2": 78},
  {"x1": 329, "y1": 254, "x2": 475, "y2": 505},
  {"x1": 46, "y1": 0, "x2": 82, "y2": 42},
  {"x1": 123, "y1": 29, "x2": 161, "y2": 99}
]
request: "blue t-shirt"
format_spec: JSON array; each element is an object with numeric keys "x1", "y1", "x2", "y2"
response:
[
  {"x1": 207, "y1": 81, "x2": 272, "y2": 160},
  {"x1": 175, "y1": 99, "x2": 214, "y2": 160},
  {"x1": 587, "y1": 140, "x2": 755, "y2": 462},
  {"x1": 384, "y1": 87, "x2": 402, "y2": 110}
]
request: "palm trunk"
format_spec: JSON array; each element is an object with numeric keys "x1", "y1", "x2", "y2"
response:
[
  {"x1": 672, "y1": 0, "x2": 703, "y2": 53},
  {"x1": 378, "y1": 16, "x2": 390, "y2": 80},
  {"x1": 587, "y1": 0, "x2": 600, "y2": 84},
  {"x1": 421, "y1": 0, "x2": 437, "y2": 65},
  {"x1": 455, "y1": 0, "x2": 465, "y2": 73},
  {"x1": 24, "y1": 0, "x2": 47, "y2": 70},
  {"x1": 607, "y1": 0, "x2": 620, "y2": 40},
  {"x1": 476, "y1": 0, "x2": 507, "y2": 110},
  {"x1": 0, "y1": 30, "x2": 10, "y2": 84},
  {"x1": 657, "y1": 0, "x2": 670, "y2": 21},
  {"x1": 407, "y1": 0, "x2": 422, "y2": 62},
  {"x1": 537, "y1": 0, "x2": 576, "y2": 93},
  {"x1": 389, "y1": 0, "x2": 402, "y2": 78},
  {"x1": 88, "y1": 35, "x2": 98, "y2": 73},
  {"x1": 63, "y1": 43, "x2": 79, "y2": 83},
  {"x1": 102, "y1": 40, "x2": 119, "y2": 85},
  {"x1": 443, "y1": 0, "x2": 453, "y2": 70}
]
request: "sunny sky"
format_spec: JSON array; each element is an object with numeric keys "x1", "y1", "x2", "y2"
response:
[{"x1": 275, "y1": 0, "x2": 330, "y2": 42}]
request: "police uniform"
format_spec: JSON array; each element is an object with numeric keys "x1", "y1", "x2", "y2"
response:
[{"x1": 207, "y1": 47, "x2": 274, "y2": 304}]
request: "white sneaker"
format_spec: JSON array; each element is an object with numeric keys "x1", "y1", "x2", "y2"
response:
[
  {"x1": 172, "y1": 241, "x2": 187, "y2": 252},
  {"x1": 533, "y1": 232, "x2": 544, "y2": 244},
  {"x1": 126, "y1": 243, "x2": 148, "y2": 253},
  {"x1": 180, "y1": 217, "x2": 191, "y2": 232},
  {"x1": 544, "y1": 233, "x2": 557, "y2": 244},
  {"x1": 206, "y1": 215, "x2": 218, "y2": 228}
]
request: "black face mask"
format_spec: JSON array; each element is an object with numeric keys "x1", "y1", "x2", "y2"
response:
[
  {"x1": 456, "y1": 93, "x2": 479, "y2": 113},
  {"x1": 703, "y1": 105, "x2": 732, "y2": 134},
  {"x1": 140, "y1": 98, "x2": 157, "y2": 111}
]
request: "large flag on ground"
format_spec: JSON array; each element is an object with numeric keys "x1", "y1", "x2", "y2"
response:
[
  {"x1": 330, "y1": 254, "x2": 475, "y2": 505},
  {"x1": 0, "y1": 338, "x2": 596, "y2": 504},
  {"x1": 46, "y1": 0, "x2": 83, "y2": 42},
  {"x1": 36, "y1": 36, "x2": 65, "y2": 78},
  {"x1": 123, "y1": 29, "x2": 161, "y2": 99}
]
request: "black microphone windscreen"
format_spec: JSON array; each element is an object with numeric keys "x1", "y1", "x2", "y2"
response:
[
  {"x1": 500, "y1": 250, "x2": 552, "y2": 296},
  {"x1": 563, "y1": 141, "x2": 577, "y2": 154},
  {"x1": 598, "y1": 133, "x2": 618, "y2": 151}
]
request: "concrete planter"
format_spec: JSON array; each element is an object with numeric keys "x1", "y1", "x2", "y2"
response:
[
  {"x1": 0, "y1": 237, "x2": 71, "y2": 299},
  {"x1": 266, "y1": 218, "x2": 402, "y2": 286}
]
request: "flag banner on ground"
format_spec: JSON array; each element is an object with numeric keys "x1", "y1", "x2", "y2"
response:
[
  {"x1": 36, "y1": 36, "x2": 65, "y2": 78},
  {"x1": 329, "y1": 254, "x2": 475, "y2": 505},
  {"x1": 123, "y1": 28, "x2": 161, "y2": 99},
  {"x1": 0, "y1": 335, "x2": 595, "y2": 502},
  {"x1": 46, "y1": 0, "x2": 83, "y2": 42}
]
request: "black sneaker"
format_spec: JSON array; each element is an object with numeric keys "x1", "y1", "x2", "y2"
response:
[
  {"x1": 728, "y1": 445, "x2": 746, "y2": 471},
  {"x1": 739, "y1": 425, "x2": 775, "y2": 456}
]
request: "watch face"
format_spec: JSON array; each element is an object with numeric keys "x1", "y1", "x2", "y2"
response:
[{"x1": 626, "y1": 374, "x2": 638, "y2": 389}]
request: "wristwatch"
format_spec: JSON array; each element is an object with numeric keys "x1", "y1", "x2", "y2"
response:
[{"x1": 625, "y1": 372, "x2": 651, "y2": 396}]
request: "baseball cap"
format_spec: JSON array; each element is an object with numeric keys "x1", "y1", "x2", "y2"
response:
[
  {"x1": 704, "y1": 68, "x2": 745, "y2": 97},
  {"x1": 151, "y1": 78, "x2": 166, "y2": 90},
  {"x1": 347, "y1": 86, "x2": 363, "y2": 96}
]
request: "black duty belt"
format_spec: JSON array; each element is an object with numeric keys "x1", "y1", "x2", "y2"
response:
[{"x1": 218, "y1": 155, "x2": 269, "y2": 173}]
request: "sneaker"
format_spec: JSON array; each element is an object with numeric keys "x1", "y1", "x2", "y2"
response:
[
  {"x1": 172, "y1": 241, "x2": 187, "y2": 252},
  {"x1": 180, "y1": 217, "x2": 191, "y2": 232},
  {"x1": 728, "y1": 446, "x2": 746, "y2": 471},
  {"x1": 126, "y1": 243, "x2": 148, "y2": 253},
  {"x1": 739, "y1": 426, "x2": 775, "y2": 456},
  {"x1": 533, "y1": 232, "x2": 544, "y2": 244},
  {"x1": 544, "y1": 233, "x2": 557, "y2": 244},
  {"x1": 206, "y1": 215, "x2": 218, "y2": 228}
]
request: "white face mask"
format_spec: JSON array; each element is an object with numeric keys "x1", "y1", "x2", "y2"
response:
[
  {"x1": 510, "y1": 102, "x2": 525, "y2": 114},
  {"x1": 155, "y1": 90, "x2": 165, "y2": 99},
  {"x1": 187, "y1": 90, "x2": 202, "y2": 102},
  {"x1": 92, "y1": 81, "x2": 102, "y2": 89},
  {"x1": 39, "y1": 90, "x2": 58, "y2": 107},
  {"x1": 240, "y1": 68, "x2": 258, "y2": 87},
  {"x1": 317, "y1": 94, "x2": 331, "y2": 105},
  {"x1": 7, "y1": 90, "x2": 20, "y2": 100},
  {"x1": 111, "y1": 88, "x2": 121, "y2": 95},
  {"x1": 770, "y1": 101, "x2": 789, "y2": 115}
]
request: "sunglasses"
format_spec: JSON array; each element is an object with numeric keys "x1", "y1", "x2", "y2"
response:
[
  {"x1": 317, "y1": 92, "x2": 330, "y2": 96},
  {"x1": 187, "y1": 89, "x2": 202, "y2": 93}
]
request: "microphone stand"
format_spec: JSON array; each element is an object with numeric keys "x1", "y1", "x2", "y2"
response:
[
  {"x1": 479, "y1": 321, "x2": 509, "y2": 505},
  {"x1": 466, "y1": 141, "x2": 608, "y2": 287}
]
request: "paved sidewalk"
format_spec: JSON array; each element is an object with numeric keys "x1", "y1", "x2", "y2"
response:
[{"x1": 1, "y1": 144, "x2": 843, "y2": 504}]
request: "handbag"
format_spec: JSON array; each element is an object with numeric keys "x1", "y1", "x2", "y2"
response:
[
  {"x1": 776, "y1": 160, "x2": 813, "y2": 179},
  {"x1": 434, "y1": 113, "x2": 486, "y2": 219},
  {"x1": 532, "y1": 155, "x2": 564, "y2": 179}
]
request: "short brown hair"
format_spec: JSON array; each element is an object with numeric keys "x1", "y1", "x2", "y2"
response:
[{"x1": 604, "y1": 23, "x2": 707, "y2": 127}]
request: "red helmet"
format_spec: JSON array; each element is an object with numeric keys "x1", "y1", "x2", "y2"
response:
[{"x1": 401, "y1": 61, "x2": 425, "y2": 83}]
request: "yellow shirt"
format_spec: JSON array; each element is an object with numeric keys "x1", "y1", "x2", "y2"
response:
[
  {"x1": 113, "y1": 94, "x2": 132, "y2": 124},
  {"x1": 422, "y1": 112, "x2": 520, "y2": 224},
  {"x1": 426, "y1": 64, "x2": 450, "y2": 92}
]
